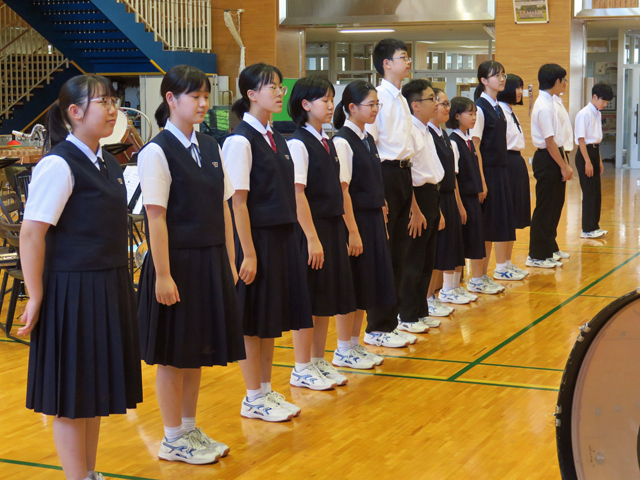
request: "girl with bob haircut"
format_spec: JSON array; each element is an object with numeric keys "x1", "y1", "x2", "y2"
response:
[
  {"x1": 223, "y1": 63, "x2": 315, "y2": 422},
  {"x1": 20, "y1": 74, "x2": 143, "y2": 480},
  {"x1": 138, "y1": 64, "x2": 245, "y2": 465}
]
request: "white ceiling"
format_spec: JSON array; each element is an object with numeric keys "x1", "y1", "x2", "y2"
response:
[{"x1": 304, "y1": 23, "x2": 492, "y2": 43}]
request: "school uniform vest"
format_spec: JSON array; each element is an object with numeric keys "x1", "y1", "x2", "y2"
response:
[
  {"x1": 290, "y1": 128, "x2": 344, "y2": 219},
  {"x1": 231, "y1": 121, "x2": 297, "y2": 227},
  {"x1": 147, "y1": 129, "x2": 226, "y2": 248},
  {"x1": 44, "y1": 141, "x2": 128, "y2": 272},
  {"x1": 334, "y1": 126, "x2": 385, "y2": 211},
  {"x1": 475, "y1": 97, "x2": 508, "y2": 168},
  {"x1": 450, "y1": 132, "x2": 483, "y2": 195},
  {"x1": 428, "y1": 127, "x2": 456, "y2": 192}
]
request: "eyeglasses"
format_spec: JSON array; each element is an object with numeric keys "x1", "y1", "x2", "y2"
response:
[
  {"x1": 437, "y1": 101, "x2": 451, "y2": 109},
  {"x1": 358, "y1": 102, "x2": 383, "y2": 110},
  {"x1": 393, "y1": 56, "x2": 412, "y2": 63},
  {"x1": 562, "y1": 78, "x2": 568, "y2": 84},
  {"x1": 90, "y1": 97, "x2": 121, "y2": 109},
  {"x1": 490, "y1": 74, "x2": 507, "y2": 81},
  {"x1": 415, "y1": 97, "x2": 436, "y2": 104},
  {"x1": 262, "y1": 85, "x2": 288, "y2": 96}
]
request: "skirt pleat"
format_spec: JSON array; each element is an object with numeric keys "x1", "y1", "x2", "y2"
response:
[
  {"x1": 460, "y1": 194, "x2": 486, "y2": 260},
  {"x1": 435, "y1": 190, "x2": 466, "y2": 271},
  {"x1": 236, "y1": 223, "x2": 314, "y2": 338},
  {"x1": 138, "y1": 245, "x2": 246, "y2": 368},
  {"x1": 508, "y1": 151, "x2": 532, "y2": 229},
  {"x1": 482, "y1": 165, "x2": 517, "y2": 241},
  {"x1": 26, "y1": 267, "x2": 142, "y2": 419},
  {"x1": 299, "y1": 216, "x2": 357, "y2": 317}
]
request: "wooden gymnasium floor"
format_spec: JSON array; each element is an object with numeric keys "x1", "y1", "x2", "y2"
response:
[{"x1": 2, "y1": 161, "x2": 639, "y2": 480}]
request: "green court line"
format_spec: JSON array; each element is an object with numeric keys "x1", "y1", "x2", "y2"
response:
[
  {"x1": 478, "y1": 362, "x2": 564, "y2": 372},
  {"x1": 0, "y1": 458, "x2": 158, "y2": 480},
  {"x1": 0, "y1": 338, "x2": 17, "y2": 343},
  {"x1": 580, "y1": 294, "x2": 620, "y2": 299},
  {"x1": 447, "y1": 250, "x2": 640, "y2": 381}
]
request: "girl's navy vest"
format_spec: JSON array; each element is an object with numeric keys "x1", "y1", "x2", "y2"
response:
[
  {"x1": 475, "y1": 97, "x2": 508, "y2": 168},
  {"x1": 230, "y1": 121, "x2": 297, "y2": 227},
  {"x1": 44, "y1": 141, "x2": 128, "y2": 272},
  {"x1": 334, "y1": 126, "x2": 385, "y2": 211},
  {"x1": 289, "y1": 128, "x2": 343, "y2": 219},
  {"x1": 428, "y1": 126, "x2": 456, "y2": 192},
  {"x1": 145, "y1": 129, "x2": 226, "y2": 249},
  {"x1": 450, "y1": 132, "x2": 483, "y2": 195}
]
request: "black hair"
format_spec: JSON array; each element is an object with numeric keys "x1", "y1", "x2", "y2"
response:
[
  {"x1": 433, "y1": 87, "x2": 445, "y2": 99},
  {"x1": 538, "y1": 63, "x2": 567, "y2": 90},
  {"x1": 155, "y1": 64, "x2": 211, "y2": 128},
  {"x1": 592, "y1": 82, "x2": 614, "y2": 101},
  {"x1": 44, "y1": 74, "x2": 116, "y2": 153},
  {"x1": 401, "y1": 79, "x2": 433, "y2": 114},
  {"x1": 446, "y1": 96, "x2": 476, "y2": 129},
  {"x1": 497, "y1": 74, "x2": 524, "y2": 106},
  {"x1": 231, "y1": 62, "x2": 283, "y2": 118},
  {"x1": 372, "y1": 38, "x2": 408, "y2": 76},
  {"x1": 474, "y1": 60, "x2": 505, "y2": 101},
  {"x1": 333, "y1": 80, "x2": 377, "y2": 129},
  {"x1": 287, "y1": 76, "x2": 335, "y2": 127}
]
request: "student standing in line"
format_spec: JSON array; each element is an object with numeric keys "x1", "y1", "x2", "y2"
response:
[
  {"x1": 19, "y1": 75, "x2": 143, "y2": 480},
  {"x1": 286, "y1": 76, "x2": 362, "y2": 382},
  {"x1": 137, "y1": 65, "x2": 245, "y2": 464},
  {"x1": 332, "y1": 80, "x2": 394, "y2": 367},
  {"x1": 396, "y1": 78, "x2": 445, "y2": 332},
  {"x1": 448, "y1": 97, "x2": 501, "y2": 295},
  {"x1": 497, "y1": 74, "x2": 532, "y2": 276},
  {"x1": 575, "y1": 83, "x2": 613, "y2": 239},
  {"x1": 526, "y1": 63, "x2": 574, "y2": 268},
  {"x1": 470, "y1": 61, "x2": 523, "y2": 288},
  {"x1": 364, "y1": 38, "x2": 418, "y2": 348},
  {"x1": 222, "y1": 63, "x2": 316, "y2": 422}
]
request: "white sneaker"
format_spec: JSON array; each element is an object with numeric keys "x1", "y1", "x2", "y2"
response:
[
  {"x1": 158, "y1": 432, "x2": 221, "y2": 464},
  {"x1": 553, "y1": 250, "x2": 570, "y2": 260},
  {"x1": 332, "y1": 347, "x2": 376, "y2": 369},
  {"x1": 241, "y1": 395, "x2": 293, "y2": 422},
  {"x1": 364, "y1": 331, "x2": 409, "y2": 348},
  {"x1": 91, "y1": 474, "x2": 105, "y2": 480},
  {"x1": 467, "y1": 277, "x2": 500, "y2": 294},
  {"x1": 597, "y1": 229, "x2": 608, "y2": 236},
  {"x1": 507, "y1": 264, "x2": 529, "y2": 277},
  {"x1": 352, "y1": 344, "x2": 384, "y2": 366},
  {"x1": 290, "y1": 364, "x2": 336, "y2": 390},
  {"x1": 188, "y1": 427, "x2": 230, "y2": 458},
  {"x1": 394, "y1": 328, "x2": 418, "y2": 345},
  {"x1": 525, "y1": 256, "x2": 557, "y2": 268},
  {"x1": 419, "y1": 316, "x2": 441, "y2": 328},
  {"x1": 581, "y1": 230, "x2": 604, "y2": 238},
  {"x1": 482, "y1": 275, "x2": 505, "y2": 292},
  {"x1": 264, "y1": 390, "x2": 301, "y2": 417},
  {"x1": 427, "y1": 296, "x2": 455, "y2": 316},
  {"x1": 314, "y1": 358, "x2": 349, "y2": 385},
  {"x1": 439, "y1": 288, "x2": 471, "y2": 304},
  {"x1": 546, "y1": 258, "x2": 564, "y2": 267},
  {"x1": 493, "y1": 267, "x2": 527, "y2": 281},
  {"x1": 397, "y1": 316, "x2": 430, "y2": 333},
  {"x1": 456, "y1": 286, "x2": 478, "y2": 302}
]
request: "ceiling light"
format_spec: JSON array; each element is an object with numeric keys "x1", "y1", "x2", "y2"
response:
[{"x1": 339, "y1": 29, "x2": 396, "y2": 34}]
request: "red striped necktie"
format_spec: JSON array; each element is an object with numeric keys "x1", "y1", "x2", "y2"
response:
[
  {"x1": 321, "y1": 137, "x2": 330, "y2": 154},
  {"x1": 266, "y1": 131, "x2": 277, "y2": 152}
]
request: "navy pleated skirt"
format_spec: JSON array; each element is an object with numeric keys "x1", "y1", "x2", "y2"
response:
[
  {"x1": 138, "y1": 245, "x2": 246, "y2": 368},
  {"x1": 298, "y1": 215, "x2": 357, "y2": 317},
  {"x1": 435, "y1": 190, "x2": 466, "y2": 271},
  {"x1": 349, "y1": 208, "x2": 396, "y2": 311},
  {"x1": 481, "y1": 165, "x2": 517, "y2": 242},
  {"x1": 26, "y1": 266, "x2": 143, "y2": 419},
  {"x1": 236, "y1": 223, "x2": 314, "y2": 338},
  {"x1": 460, "y1": 193, "x2": 486, "y2": 260},
  {"x1": 507, "y1": 151, "x2": 532, "y2": 229}
]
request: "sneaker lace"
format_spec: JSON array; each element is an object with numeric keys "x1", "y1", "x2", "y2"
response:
[
  {"x1": 264, "y1": 391, "x2": 285, "y2": 408},
  {"x1": 352, "y1": 344, "x2": 370, "y2": 357},
  {"x1": 185, "y1": 432, "x2": 207, "y2": 451},
  {"x1": 191, "y1": 427, "x2": 213, "y2": 446},
  {"x1": 316, "y1": 358, "x2": 337, "y2": 374}
]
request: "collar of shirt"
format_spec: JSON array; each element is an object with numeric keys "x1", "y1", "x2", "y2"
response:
[
  {"x1": 427, "y1": 121, "x2": 443, "y2": 136},
  {"x1": 412, "y1": 115, "x2": 429, "y2": 135},
  {"x1": 553, "y1": 94, "x2": 565, "y2": 106},
  {"x1": 453, "y1": 129, "x2": 471, "y2": 141},
  {"x1": 379, "y1": 78, "x2": 401, "y2": 99},
  {"x1": 588, "y1": 102, "x2": 600, "y2": 117},
  {"x1": 303, "y1": 123, "x2": 329, "y2": 142},
  {"x1": 539, "y1": 90, "x2": 553, "y2": 103},
  {"x1": 66, "y1": 133, "x2": 102, "y2": 166},
  {"x1": 345, "y1": 119, "x2": 366, "y2": 140},
  {"x1": 498, "y1": 101, "x2": 513, "y2": 114},
  {"x1": 481, "y1": 92, "x2": 498, "y2": 106},
  {"x1": 243, "y1": 112, "x2": 273, "y2": 135},
  {"x1": 164, "y1": 119, "x2": 198, "y2": 149}
]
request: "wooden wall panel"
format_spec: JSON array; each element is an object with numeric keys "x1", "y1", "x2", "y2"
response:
[{"x1": 276, "y1": 27, "x2": 305, "y2": 79}]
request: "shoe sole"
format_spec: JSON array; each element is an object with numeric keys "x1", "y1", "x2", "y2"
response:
[
  {"x1": 363, "y1": 340, "x2": 410, "y2": 348},
  {"x1": 290, "y1": 380, "x2": 336, "y2": 391},
  {"x1": 525, "y1": 262, "x2": 555, "y2": 269},
  {"x1": 429, "y1": 310, "x2": 453, "y2": 317},
  {"x1": 240, "y1": 412, "x2": 293, "y2": 422},
  {"x1": 397, "y1": 325, "x2": 430, "y2": 333},
  {"x1": 332, "y1": 360, "x2": 376, "y2": 370},
  {"x1": 438, "y1": 298, "x2": 470, "y2": 305},
  {"x1": 466, "y1": 287, "x2": 500, "y2": 295},
  {"x1": 159, "y1": 453, "x2": 221, "y2": 465}
]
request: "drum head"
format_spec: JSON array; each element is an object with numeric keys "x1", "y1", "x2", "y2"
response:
[
  {"x1": 99, "y1": 109, "x2": 129, "y2": 146},
  {"x1": 556, "y1": 290, "x2": 640, "y2": 479}
]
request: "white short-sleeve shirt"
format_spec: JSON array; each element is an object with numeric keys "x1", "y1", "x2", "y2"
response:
[
  {"x1": 470, "y1": 92, "x2": 501, "y2": 141},
  {"x1": 334, "y1": 119, "x2": 368, "y2": 185},
  {"x1": 428, "y1": 121, "x2": 458, "y2": 174},
  {"x1": 409, "y1": 116, "x2": 444, "y2": 187},
  {"x1": 574, "y1": 103, "x2": 603, "y2": 145},
  {"x1": 287, "y1": 124, "x2": 330, "y2": 186},
  {"x1": 499, "y1": 102, "x2": 526, "y2": 152},
  {"x1": 221, "y1": 112, "x2": 275, "y2": 191},
  {"x1": 24, "y1": 133, "x2": 102, "y2": 226},
  {"x1": 554, "y1": 94, "x2": 574, "y2": 152},
  {"x1": 531, "y1": 90, "x2": 560, "y2": 149},
  {"x1": 137, "y1": 119, "x2": 234, "y2": 209}
]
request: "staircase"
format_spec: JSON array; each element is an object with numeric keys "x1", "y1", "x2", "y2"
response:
[{"x1": 1, "y1": 0, "x2": 215, "y2": 134}]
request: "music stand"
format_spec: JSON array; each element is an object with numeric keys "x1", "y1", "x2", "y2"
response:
[{"x1": 103, "y1": 143, "x2": 133, "y2": 156}]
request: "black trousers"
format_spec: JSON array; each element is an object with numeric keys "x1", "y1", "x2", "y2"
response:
[
  {"x1": 365, "y1": 161, "x2": 413, "y2": 333},
  {"x1": 529, "y1": 148, "x2": 566, "y2": 260},
  {"x1": 575, "y1": 145, "x2": 602, "y2": 232},
  {"x1": 398, "y1": 183, "x2": 440, "y2": 323}
]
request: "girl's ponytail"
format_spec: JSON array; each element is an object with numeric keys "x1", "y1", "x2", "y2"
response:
[
  {"x1": 231, "y1": 97, "x2": 251, "y2": 119},
  {"x1": 155, "y1": 101, "x2": 170, "y2": 129},
  {"x1": 333, "y1": 101, "x2": 347, "y2": 129},
  {"x1": 43, "y1": 101, "x2": 70, "y2": 153}
]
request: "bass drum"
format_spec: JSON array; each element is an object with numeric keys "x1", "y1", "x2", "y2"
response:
[
  {"x1": 556, "y1": 289, "x2": 640, "y2": 479},
  {"x1": 99, "y1": 108, "x2": 147, "y2": 165}
]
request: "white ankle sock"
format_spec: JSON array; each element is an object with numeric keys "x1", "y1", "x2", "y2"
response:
[
  {"x1": 351, "y1": 336, "x2": 360, "y2": 347},
  {"x1": 295, "y1": 362, "x2": 311, "y2": 372},
  {"x1": 247, "y1": 388, "x2": 263, "y2": 401},
  {"x1": 471, "y1": 277, "x2": 483, "y2": 282},
  {"x1": 453, "y1": 271, "x2": 461, "y2": 287},
  {"x1": 87, "y1": 471, "x2": 96, "y2": 480},
  {"x1": 337, "y1": 340, "x2": 351, "y2": 353},
  {"x1": 443, "y1": 273, "x2": 454, "y2": 291},
  {"x1": 506, "y1": 259, "x2": 513, "y2": 266},
  {"x1": 260, "y1": 382, "x2": 271, "y2": 394},
  {"x1": 311, "y1": 357, "x2": 324, "y2": 364},
  {"x1": 182, "y1": 417, "x2": 196, "y2": 433},
  {"x1": 496, "y1": 262, "x2": 507, "y2": 271},
  {"x1": 164, "y1": 424, "x2": 183, "y2": 443}
]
